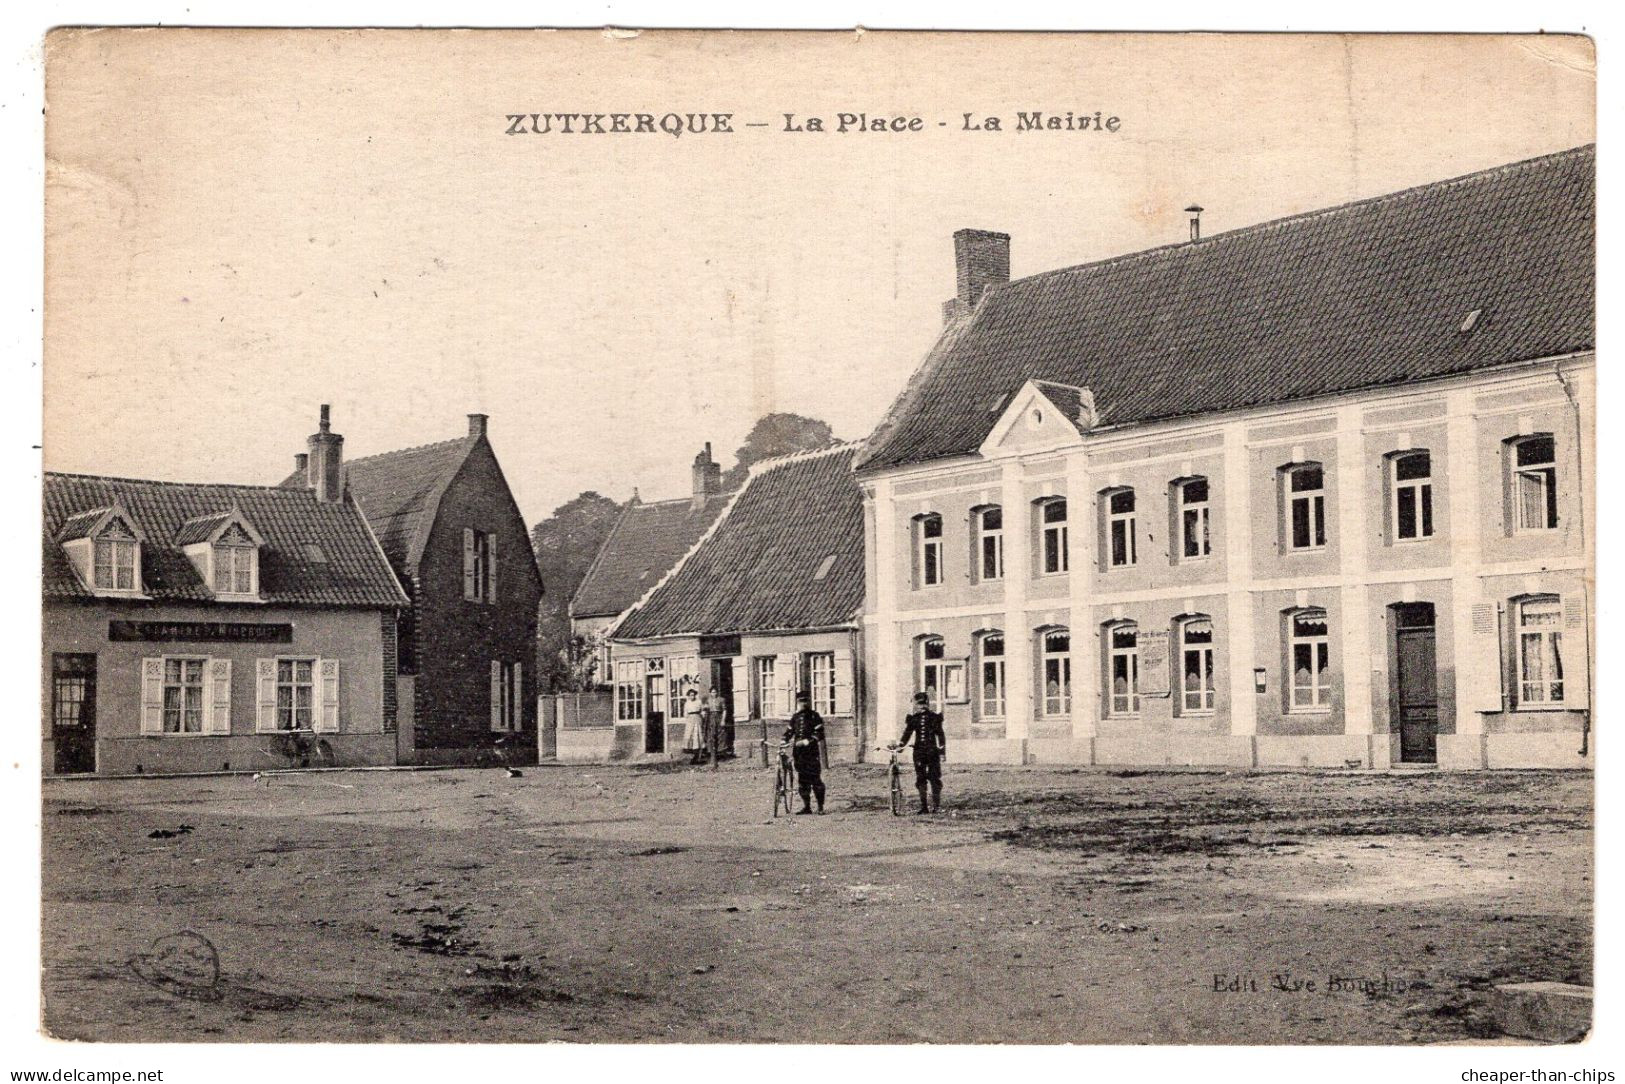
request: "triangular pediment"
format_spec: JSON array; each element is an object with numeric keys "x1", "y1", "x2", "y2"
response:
[{"x1": 978, "y1": 380, "x2": 1096, "y2": 459}]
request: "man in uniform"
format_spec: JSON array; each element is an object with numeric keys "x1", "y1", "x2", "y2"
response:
[
  {"x1": 897, "y1": 691, "x2": 947, "y2": 814},
  {"x1": 784, "y1": 691, "x2": 827, "y2": 815}
]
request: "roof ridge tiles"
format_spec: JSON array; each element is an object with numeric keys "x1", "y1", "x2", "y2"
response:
[
  {"x1": 45, "y1": 470, "x2": 302, "y2": 492},
  {"x1": 343, "y1": 434, "x2": 472, "y2": 467}
]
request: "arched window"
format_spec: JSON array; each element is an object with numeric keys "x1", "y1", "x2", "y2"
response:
[
  {"x1": 1039, "y1": 628, "x2": 1072, "y2": 717},
  {"x1": 1514, "y1": 595, "x2": 1565, "y2": 707},
  {"x1": 1507, "y1": 435, "x2": 1558, "y2": 532},
  {"x1": 978, "y1": 632, "x2": 1006, "y2": 719},
  {"x1": 1173, "y1": 477, "x2": 1211, "y2": 560},
  {"x1": 973, "y1": 505, "x2": 1004, "y2": 582},
  {"x1": 1102, "y1": 487, "x2": 1138, "y2": 568},
  {"x1": 1287, "y1": 608, "x2": 1332, "y2": 711},
  {"x1": 1281, "y1": 463, "x2": 1328, "y2": 551},
  {"x1": 1037, "y1": 498, "x2": 1069, "y2": 575},
  {"x1": 914, "y1": 513, "x2": 944, "y2": 587},
  {"x1": 917, "y1": 636, "x2": 947, "y2": 711},
  {"x1": 1388, "y1": 451, "x2": 1435, "y2": 542},
  {"x1": 1177, "y1": 616, "x2": 1215, "y2": 714},
  {"x1": 1105, "y1": 621, "x2": 1140, "y2": 717}
]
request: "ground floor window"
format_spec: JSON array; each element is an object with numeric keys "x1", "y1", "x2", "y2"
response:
[
  {"x1": 1040, "y1": 629, "x2": 1071, "y2": 716},
  {"x1": 614, "y1": 660, "x2": 644, "y2": 720},
  {"x1": 1516, "y1": 596, "x2": 1565, "y2": 707},
  {"x1": 807, "y1": 652, "x2": 836, "y2": 715},
  {"x1": 1179, "y1": 617, "x2": 1216, "y2": 714},
  {"x1": 750, "y1": 656, "x2": 775, "y2": 718},
  {"x1": 1106, "y1": 623, "x2": 1140, "y2": 717},
  {"x1": 275, "y1": 658, "x2": 315, "y2": 731},
  {"x1": 919, "y1": 637, "x2": 946, "y2": 711},
  {"x1": 492, "y1": 660, "x2": 523, "y2": 731},
  {"x1": 978, "y1": 633, "x2": 1006, "y2": 718},
  {"x1": 1288, "y1": 609, "x2": 1331, "y2": 711}
]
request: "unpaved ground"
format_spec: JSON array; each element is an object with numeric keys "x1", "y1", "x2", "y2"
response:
[{"x1": 41, "y1": 763, "x2": 1591, "y2": 1044}]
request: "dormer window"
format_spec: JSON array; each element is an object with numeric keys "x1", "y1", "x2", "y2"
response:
[
  {"x1": 57, "y1": 506, "x2": 146, "y2": 598},
  {"x1": 93, "y1": 536, "x2": 138, "y2": 591},
  {"x1": 179, "y1": 512, "x2": 264, "y2": 601}
]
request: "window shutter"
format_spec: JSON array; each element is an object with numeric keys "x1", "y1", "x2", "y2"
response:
[
  {"x1": 207, "y1": 659, "x2": 232, "y2": 735},
  {"x1": 256, "y1": 659, "x2": 277, "y2": 733},
  {"x1": 463, "y1": 528, "x2": 477, "y2": 600},
  {"x1": 140, "y1": 658, "x2": 164, "y2": 735},
  {"x1": 487, "y1": 533, "x2": 498, "y2": 603},
  {"x1": 731, "y1": 658, "x2": 749, "y2": 720},
  {"x1": 775, "y1": 653, "x2": 798, "y2": 718},
  {"x1": 512, "y1": 660, "x2": 523, "y2": 729},
  {"x1": 833, "y1": 648, "x2": 855, "y2": 716},
  {"x1": 316, "y1": 659, "x2": 341, "y2": 733},
  {"x1": 490, "y1": 660, "x2": 504, "y2": 731}
]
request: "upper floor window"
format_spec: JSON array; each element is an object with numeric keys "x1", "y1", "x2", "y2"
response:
[
  {"x1": 1038, "y1": 498, "x2": 1069, "y2": 575},
  {"x1": 1040, "y1": 628, "x2": 1072, "y2": 717},
  {"x1": 1509, "y1": 435, "x2": 1558, "y2": 532},
  {"x1": 918, "y1": 636, "x2": 947, "y2": 711},
  {"x1": 1288, "y1": 608, "x2": 1331, "y2": 712},
  {"x1": 915, "y1": 514, "x2": 944, "y2": 587},
  {"x1": 464, "y1": 528, "x2": 498, "y2": 602},
  {"x1": 1175, "y1": 477, "x2": 1211, "y2": 560},
  {"x1": 1390, "y1": 451, "x2": 1435, "y2": 542},
  {"x1": 1178, "y1": 616, "x2": 1216, "y2": 714},
  {"x1": 94, "y1": 538, "x2": 138, "y2": 592},
  {"x1": 974, "y1": 506, "x2": 1004, "y2": 582},
  {"x1": 214, "y1": 544, "x2": 256, "y2": 595},
  {"x1": 1106, "y1": 622, "x2": 1140, "y2": 717},
  {"x1": 1515, "y1": 595, "x2": 1565, "y2": 707},
  {"x1": 978, "y1": 633, "x2": 1006, "y2": 718},
  {"x1": 1104, "y1": 488, "x2": 1138, "y2": 568},
  {"x1": 1283, "y1": 464, "x2": 1328, "y2": 551}
]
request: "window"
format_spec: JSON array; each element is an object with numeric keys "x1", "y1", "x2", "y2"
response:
[
  {"x1": 1040, "y1": 629, "x2": 1072, "y2": 717},
  {"x1": 1105, "y1": 488, "x2": 1137, "y2": 568},
  {"x1": 1284, "y1": 464, "x2": 1328, "y2": 551},
  {"x1": 1039, "y1": 499, "x2": 1069, "y2": 575},
  {"x1": 978, "y1": 633, "x2": 1006, "y2": 718},
  {"x1": 1106, "y1": 623, "x2": 1140, "y2": 717},
  {"x1": 614, "y1": 660, "x2": 644, "y2": 721},
  {"x1": 975, "y1": 506, "x2": 1004, "y2": 582},
  {"x1": 1288, "y1": 609, "x2": 1331, "y2": 711},
  {"x1": 751, "y1": 656, "x2": 776, "y2": 719},
  {"x1": 162, "y1": 658, "x2": 206, "y2": 733},
  {"x1": 1515, "y1": 596, "x2": 1565, "y2": 707},
  {"x1": 214, "y1": 544, "x2": 256, "y2": 594},
  {"x1": 919, "y1": 637, "x2": 946, "y2": 711},
  {"x1": 1176, "y1": 478, "x2": 1211, "y2": 560},
  {"x1": 1510, "y1": 435, "x2": 1558, "y2": 531},
  {"x1": 93, "y1": 538, "x2": 137, "y2": 591},
  {"x1": 1178, "y1": 617, "x2": 1216, "y2": 714},
  {"x1": 915, "y1": 514, "x2": 944, "y2": 587},
  {"x1": 492, "y1": 661, "x2": 522, "y2": 731},
  {"x1": 274, "y1": 658, "x2": 316, "y2": 731},
  {"x1": 464, "y1": 528, "x2": 498, "y2": 602},
  {"x1": 1390, "y1": 451, "x2": 1435, "y2": 542},
  {"x1": 808, "y1": 652, "x2": 836, "y2": 715}
]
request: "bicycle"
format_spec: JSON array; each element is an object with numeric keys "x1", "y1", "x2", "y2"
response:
[
  {"x1": 882, "y1": 742, "x2": 908, "y2": 817},
  {"x1": 769, "y1": 740, "x2": 797, "y2": 818}
]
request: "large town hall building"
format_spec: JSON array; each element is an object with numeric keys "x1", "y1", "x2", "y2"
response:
[{"x1": 856, "y1": 145, "x2": 1594, "y2": 770}]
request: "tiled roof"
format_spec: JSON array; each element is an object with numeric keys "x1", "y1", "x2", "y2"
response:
[
  {"x1": 173, "y1": 511, "x2": 234, "y2": 546},
  {"x1": 570, "y1": 493, "x2": 731, "y2": 620},
  {"x1": 54, "y1": 507, "x2": 111, "y2": 543},
  {"x1": 858, "y1": 145, "x2": 1595, "y2": 472},
  {"x1": 285, "y1": 437, "x2": 472, "y2": 572},
  {"x1": 44, "y1": 473, "x2": 408, "y2": 607},
  {"x1": 613, "y1": 445, "x2": 864, "y2": 639}
]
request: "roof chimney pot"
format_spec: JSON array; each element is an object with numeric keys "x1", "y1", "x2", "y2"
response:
[
  {"x1": 468, "y1": 413, "x2": 489, "y2": 439},
  {"x1": 1185, "y1": 204, "x2": 1204, "y2": 243}
]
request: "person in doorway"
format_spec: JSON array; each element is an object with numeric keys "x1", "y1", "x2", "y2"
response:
[
  {"x1": 703, "y1": 684, "x2": 729, "y2": 760},
  {"x1": 897, "y1": 691, "x2": 947, "y2": 813},
  {"x1": 682, "y1": 687, "x2": 705, "y2": 764},
  {"x1": 784, "y1": 692, "x2": 827, "y2": 814}
]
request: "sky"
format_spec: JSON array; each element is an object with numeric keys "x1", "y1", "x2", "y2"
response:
[{"x1": 43, "y1": 30, "x2": 1594, "y2": 526}]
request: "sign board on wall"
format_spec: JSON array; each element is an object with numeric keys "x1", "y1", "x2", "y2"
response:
[
  {"x1": 108, "y1": 621, "x2": 293, "y2": 643},
  {"x1": 1138, "y1": 629, "x2": 1172, "y2": 698}
]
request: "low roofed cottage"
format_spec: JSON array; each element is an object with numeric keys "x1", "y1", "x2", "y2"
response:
[
  {"x1": 43, "y1": 468, "x2": 408, "y2": 776},
  {"x1": 604, "y1": 444, "x2": 868, "y2": 762}
]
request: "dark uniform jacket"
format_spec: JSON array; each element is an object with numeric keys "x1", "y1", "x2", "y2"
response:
[
  {"x1": 784, "y1": 709, "x2": 826, "y2": 775},
  {"x1": 898, "y1": 709, "x2": 947, "y2": 761}
]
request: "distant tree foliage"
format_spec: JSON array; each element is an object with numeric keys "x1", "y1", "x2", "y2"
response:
[
  {"x1": 721, "y1": 413, "x2": 838, "y2": 489},
  {"x1": 531, "y1": 491, "x2": 623, "y2": 692}
]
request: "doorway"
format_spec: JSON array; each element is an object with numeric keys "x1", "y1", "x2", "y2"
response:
[
  {"x1": 710, "y1": 658, "x2": 736, "y2": 756},
  {"x1": 1392, "y1": 603, "x2": 1438, "y2": 764},
  {"x1": 644, "y1": 673, "x2": 666, "y2": 754},
  {"x1": 51, "y1": 653, "x2": 97, "y2": 774}
]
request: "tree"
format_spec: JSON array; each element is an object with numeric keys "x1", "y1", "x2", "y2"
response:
[
  {"x1": 721, "y1": 413, "x2": 838, "y2": 489},
  {"x1": 531, "y1": 491, "x2": 623, "y2": 692}
]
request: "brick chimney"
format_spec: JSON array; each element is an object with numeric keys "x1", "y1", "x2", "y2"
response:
[
  {"x1": 468, "y1": 413, "x2": 489, "y2": 439},
  {"x1": 691, "y1": 442, "x2": 722, "y2": 510},
  {"x1": 294, "y1": 452, "x2": 308, "y2": 477},
  {"x1": 943, "y1": 228, "x2": 1010, "y2": 325},
  {"x1": 306, "y1": 404, "x2": 344, "y2": 503}
]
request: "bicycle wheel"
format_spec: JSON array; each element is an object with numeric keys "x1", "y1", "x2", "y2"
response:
[
  {"x1": 775, "y1": 767, "x2": 792, "y2": 818},
  {"x1": 890, "y1": 768, "x2": 904, "y2": 816}
]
